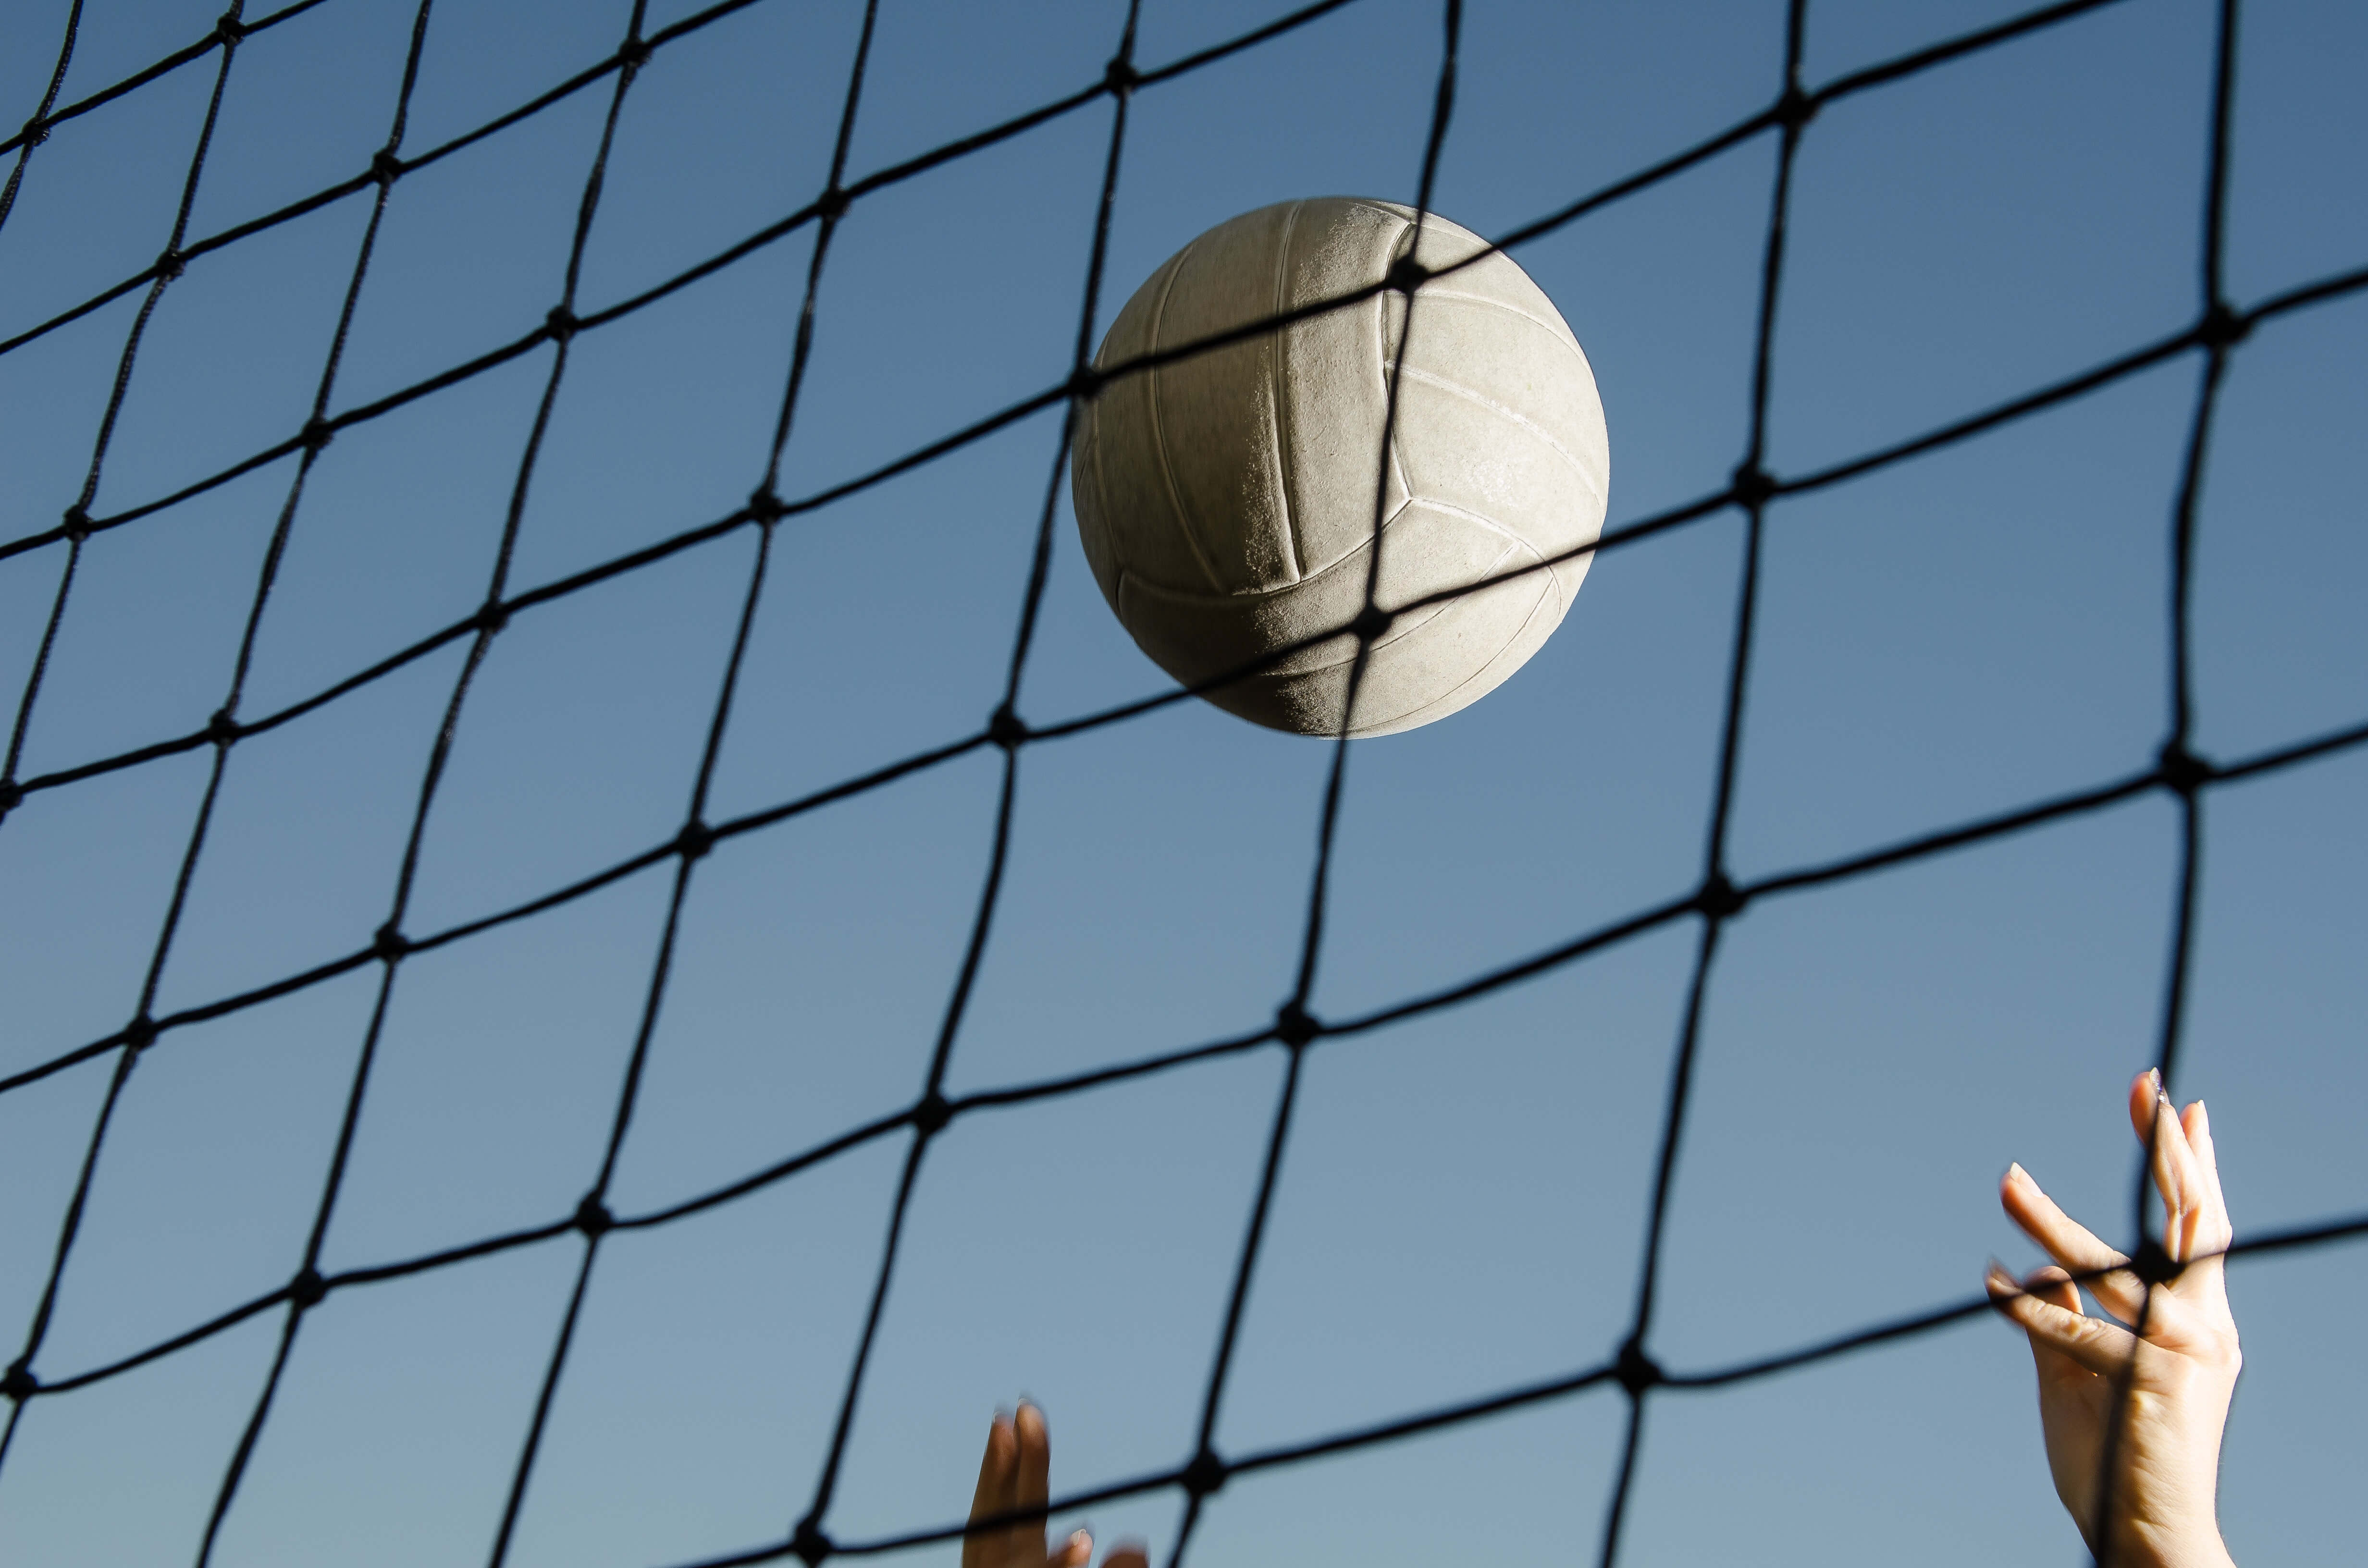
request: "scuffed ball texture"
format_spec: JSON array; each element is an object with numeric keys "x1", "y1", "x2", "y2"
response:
[{"x1": 1071, "y1": 197, "x2": 1609, "y2": 736}]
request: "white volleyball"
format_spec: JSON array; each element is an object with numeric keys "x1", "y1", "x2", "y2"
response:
[{"x1": 1071, "y1": 196, "x2": 1608, "y2": 737}]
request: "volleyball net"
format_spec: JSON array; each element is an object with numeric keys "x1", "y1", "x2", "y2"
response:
[{"x1": 2, "y1": 1, "x2": 2365, "y2": 1565}]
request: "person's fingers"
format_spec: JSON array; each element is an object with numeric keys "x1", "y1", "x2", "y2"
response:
[
  {"x1": 1988, "y1": 1262, "x2": 2138, "y2": 1378},
  {"x1": 971, "y1": 1411, "x2": 1018, "y2": 1522},
  {"x1": 1997, "y1": 1263, "x2": 2097, "y2": 1390},
  {"x1": 966, "y1": 1412, "x2": 1020, "y2": 1568},
  {"x1": 2000, "y1": 1163, "x2": 2147, "y2": 1323},
  {"x1": 1100, "y1": 1544, "x2": 1151, "y2": 1568},
  {"x1": 2025, "y1": 1265, "x2": 2082, "y2": 1314},
  {"x1": 2141, "y1": 1084, "x2": 2212, "y2": 1264},
  {"x1": 2127, "y1": 1068, "x2": 2159, "y2": 1145},
  {"x1": 2183, "y1": 1099, "x2": 2234, "y2": 1256},
  {"x1": 1015, "y1": 1402, "x2": 1052, "y2": 1516}
]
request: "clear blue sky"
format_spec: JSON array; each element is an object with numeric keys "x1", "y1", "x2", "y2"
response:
[{"x1": 0, "y1": 1, "x2": 2361, "y2": 1566}]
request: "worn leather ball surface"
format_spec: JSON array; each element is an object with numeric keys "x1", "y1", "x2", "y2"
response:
[{"x1": 1072, "y1": 196, "x2": 1609, "y2": 736}]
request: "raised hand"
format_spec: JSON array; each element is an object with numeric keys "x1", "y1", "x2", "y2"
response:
[
  {"x1": 963, "y1": 1404, "x2": 1148, "y2": 1568},
  {"x1": 1988, "y1": 1070, "x2": 2242, "y2": 1568}
]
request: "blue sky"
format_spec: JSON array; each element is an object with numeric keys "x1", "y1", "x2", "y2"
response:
[{"x1": 0, "y1": 1, "x2": 2362, "y2": 1566}]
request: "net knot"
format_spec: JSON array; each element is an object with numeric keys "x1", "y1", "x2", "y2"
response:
[
  {"x1": 61, "y1": 504, "x2": 92, "y2": 543},
  {"x1": 123, "y1": 1014, "x2": 158, "y2": 1054},
  {"x1": 544, "y1": 305, "x2": 580, "y2": 343},
  {"x1": 1384, "y1": 255, "x2": 1429, "y2": 295},
  {"x1": 155, "y1": 247, "x2": 186, "y2": 282},
  {"x1": 790, "y1": 1517, "x2": 833, "y2": 1567},
  {"x1": 372, "y1": 923, "x2": 410, "y2": 962},
  {"x1": 0, "y1": 1361, "x2": 36, "y2": 1403},
  {"x1": 370, "y1": 148, "x2": 404, "y2": 187},
  {"x1": 574, "y1": 1193, "x2": 615, "y2": 1237},
  {"x1": 2129, "y1": 1237, "x2": 2183, "y2": 1287},
  {"x1": 1347, "y1": 604, "x2": 1394, "y2": 644},
  {"x1": 288, "y1": 1266, "x2": 328, "y2": 1310},
  {"x1": 475, "y1": 599, "x2": 511, "y2": 636},
  {"x1": 1696, "y1": 871, "x2": 1747, "y2": 921},
  {"x1": 1274, "y1": 1001, "x2": 1321, "y2": 1049},
  {"x1": 215, "y1": 11, "x2": 247, "y2": 45},
  {"x1": 2196, "y1": 301, "x2": 2249, "y2": 351},
  {"x1": 205, "y1": 708, "x2": 242, "y2": 748},
  {"x1": 20, "y1": 117, "x2": 49, "y2": 149},
  {"x1": 1067, "y1": 364, "x2": 1104, "y2": 402},
  {"x1": 1773, "y1": 84, "x2": 1817, "y2": 131},
  {"x1": 815, "y1": 185, "x2": 850, "y2": 222},
  {"x1": 1730, "y1": 462, "x2": 1776, "y2": 509},
  {"x1": 0, "y1": 778, "x2": 21, "y2": 819},
  {"x1": 617, "y1": 36, "x2": 654, "y2": 74},
  {"x1": 1103, "y1": 56, "x2": 1139, "y2": 95},
  {"x1": 676, "y1": 819, "x2": 715, "y2": 862},
  {"x1": 300, "y1": 415, "x2": 335, "y2": 453},
  {"x1": 2156, "y1": 740, "x2": 2213, "y2": 796},
  {"x1": 749, "y1": 487, "x2": 788, "y2": 524},
  {"x1": 1180, "y1": 1447, "x2": 1228, "y2": 1498},
  {"x1": 987, "y1": 704, "x2": 1029, "y2": 751},
  {"x1": 912, "y1": 1091, "x2": 952, "y2": 1138},
  {"x1": 1615, "y1": 1336, "x2": 1662, "y2": 1396}
]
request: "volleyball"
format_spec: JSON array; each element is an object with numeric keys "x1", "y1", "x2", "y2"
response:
[{"x1": 1071, "y1": 196, "x2": 1609, "y2": 736}]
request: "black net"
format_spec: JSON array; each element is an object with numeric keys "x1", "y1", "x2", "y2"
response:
[{"x1": 1, "y1": 1, "x2": 2363, "y2": 1565}]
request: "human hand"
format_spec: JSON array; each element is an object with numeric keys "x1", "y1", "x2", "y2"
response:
[
  {"x1": 1988, "y1": 1070, "x2": 2241, "y2": 1568},
  {"x1": 963, "y1": 1403, "x2": 1148, "y2": 1568}
]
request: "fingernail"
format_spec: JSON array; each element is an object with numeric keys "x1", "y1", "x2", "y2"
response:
[
  {"x1": 2005, "y1": 1161, "x2": 2027, "y2": 1185},
  {"x1": 1070, "y1": 1531, "x2": 1092, "y2": 1551},
  {"x1": 2148, "y1": 1067, "x2": 2166, "y2": 1101},
  {"x1": 2194, "y1": 1099, "x2": 2209, "y2": 1132}
]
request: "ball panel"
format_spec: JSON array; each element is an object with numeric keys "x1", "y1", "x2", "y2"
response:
[
  {"x1": 1354, "y1": 507, "x2": 1558, "y2": 730},
  {"x1": 1394, "y1": 293, "x2": 1608, "y2": 505},
  {"x1": 1379, "y1": 207, "x2": 1582, "y2": 355},
  {"x1": 1081, "y1": 246, "x2": 1221, "y2": 596},
  {"x1": 1144, "y1": 202, "x2": 1299, "y2": 593},
  {"x1": 1350, "y1": 543, "x2": 1570, "y2": 735},
  {"x1": 1412, "y1": 282, "x2": 1584, "y2": 355},
  {"x1": 1274, "y1": 200, "x2": 1413, "y2": 584},
  {"x1": 1389, "y1": 373, "x2": 1605, "y2": 566}
]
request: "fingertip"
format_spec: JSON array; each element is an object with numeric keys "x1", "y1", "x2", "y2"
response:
[
  {"x1": 2129, "y1": 1070, "x2": 2159, "y2": 1135},
  {"x1": 990, "y1": 1409, "x2": 1017, "y2": 1448}
]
